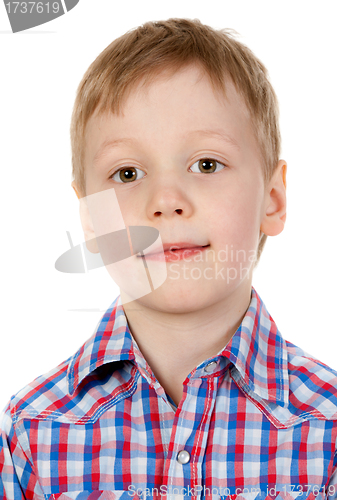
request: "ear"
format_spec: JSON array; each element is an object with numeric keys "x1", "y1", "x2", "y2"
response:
[
  {"x1": 71, "y1": 181, "x2": 99, "y2": 254},
  {"x1": 71, "y1": 180, "x2": 81, "y2": 200},
  {"x1": 260, "y1": 160, "x2": 287, "y2": 237}
]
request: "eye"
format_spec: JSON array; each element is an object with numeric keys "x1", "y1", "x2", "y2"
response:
[
  {"x1": 110, "y1": 167, "x2": 146, "y2": 183},
  {"x1": 190, "y1": 158, "x2": 226, "y2": 174}
]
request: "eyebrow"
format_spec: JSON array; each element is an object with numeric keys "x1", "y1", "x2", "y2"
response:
[
  {"x1": 186, "y1": 129, "x2": 240, "y2": 151},
  {"x1": 93, "y1": 128, "x2": 240, "y2": 164},
  {"x1": 93, "y1": 138, "x2": 136, "y2": 165}
]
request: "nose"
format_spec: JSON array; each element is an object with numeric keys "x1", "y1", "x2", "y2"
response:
[{"x1": 146, "y1": 182, "x2": 194, "y2": 220}]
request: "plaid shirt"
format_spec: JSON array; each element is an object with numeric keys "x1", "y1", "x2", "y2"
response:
[{"x1": 1, "y1": 287, "x2": 337, "y2": 500}]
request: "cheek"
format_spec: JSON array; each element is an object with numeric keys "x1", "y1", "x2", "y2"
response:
[{"x1": 209, "y1": 184, "x2": 262, "y2": 253}]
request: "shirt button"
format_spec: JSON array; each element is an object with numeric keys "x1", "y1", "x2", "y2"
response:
[
  {"x1": 177, "y1": 450, "x2": 190, "y2": 464},
  {"x1": 204, "y1": 361, "x2": 217, "y2": 373}
]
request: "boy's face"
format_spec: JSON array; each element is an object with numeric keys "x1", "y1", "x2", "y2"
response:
[{"x1": 78, "y1": 64, "x2": 285, "y2": 312}]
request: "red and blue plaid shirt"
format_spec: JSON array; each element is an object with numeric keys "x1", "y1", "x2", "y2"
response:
[{"x1": 1, "y1": 287, "x2": 337, "y2": 500}]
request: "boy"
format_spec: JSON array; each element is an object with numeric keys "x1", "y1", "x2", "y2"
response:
[{"x1": 1, "y1": 17, "x2": 337, "y2": 500}]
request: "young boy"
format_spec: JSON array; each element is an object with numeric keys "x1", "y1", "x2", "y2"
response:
[{"x1": 1, "y1": 17, "x2": 337, "y2": 500}]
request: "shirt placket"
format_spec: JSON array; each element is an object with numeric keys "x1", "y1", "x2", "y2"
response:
[{"x1": 159, "y1": 358, "x2": 224, "y2": 500}]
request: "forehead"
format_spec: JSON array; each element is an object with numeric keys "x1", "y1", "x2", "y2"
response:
[{"x1": 84, "y1": 64, "x2": 258, "y2": 166}]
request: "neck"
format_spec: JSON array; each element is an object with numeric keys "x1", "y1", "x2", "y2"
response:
[{"x1": 122, "y1": 281, "x2": 252, "y2": 407}]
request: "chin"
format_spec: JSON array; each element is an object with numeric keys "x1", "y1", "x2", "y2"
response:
[{"x1": 130, "y1": 280, "x2": 222, "y2": 314}]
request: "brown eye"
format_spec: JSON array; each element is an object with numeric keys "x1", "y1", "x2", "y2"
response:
[
  {"x1": 199, "y1": 159, "x2": 217, "y2": 173},
  {"x1": 110, "y1": 167, "x2": 145, "y2": 183},
  {"x1": 190, "y1": 158, "x2": 226, "y2": 174}
]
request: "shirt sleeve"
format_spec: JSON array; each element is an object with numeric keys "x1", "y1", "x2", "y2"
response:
[
  {"x1": 326, "y1": 449, "x2": 337, "y2": 499},
  {"x1": 0, "y1": 402, "x2": 41, "y2": 500}
]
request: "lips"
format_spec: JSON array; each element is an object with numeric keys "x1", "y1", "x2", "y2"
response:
[
  {"x1": 144, "y1": 242, "x2": 209, "y2": 255},
  {"x1": 162, "y1": 242, "x2": 209, "y2": 253}
]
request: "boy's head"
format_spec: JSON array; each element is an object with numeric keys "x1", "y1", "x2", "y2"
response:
[{"x1": 70, "y1": 18, "x2": 286, "y2": 309}]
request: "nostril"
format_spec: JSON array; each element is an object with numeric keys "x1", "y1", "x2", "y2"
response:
[{"x1": 175, "y1": 209, "x2": 182, "y2": 214}]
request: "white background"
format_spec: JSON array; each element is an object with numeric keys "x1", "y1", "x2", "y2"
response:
[{"x1": 0, "y1": 0, "x2": 336, "y2": 410}]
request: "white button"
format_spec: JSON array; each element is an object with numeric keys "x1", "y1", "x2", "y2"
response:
[
  {"x1": 204, "y1": 361, "x2": 217, "y2": 373},
  {"x1": 177, "y1": 449, "x2": 190, "y2": 464}
]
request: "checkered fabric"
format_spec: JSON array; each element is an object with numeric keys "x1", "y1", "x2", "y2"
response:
[{"x1": 1, "y1": 287, "x2": 337, "y2": 500}]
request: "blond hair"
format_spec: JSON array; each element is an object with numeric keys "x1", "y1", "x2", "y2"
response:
[{"x1": 71, "y1": 18, "x2": 281, "y2": 262}]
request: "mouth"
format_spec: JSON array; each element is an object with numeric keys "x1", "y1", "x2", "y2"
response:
[
  {"x1": 139, "y1": 243, "x2": 210, "y2": 261},
  {"x1": 162, "y1": 242, "x2": 209, "y2": 252}
]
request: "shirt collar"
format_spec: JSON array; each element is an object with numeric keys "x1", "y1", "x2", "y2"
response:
[
  {"x1": 221, "y1": 287, "x2": 289, "y2": 406},
  {"x1": 67, "y1": 287, "x2": 289, "y2": 405},
  {"x1": 67, "y1": 295, "x2": 136, "y2": 396}
]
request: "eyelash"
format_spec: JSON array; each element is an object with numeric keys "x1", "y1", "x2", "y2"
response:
[{"x1": 109, "y1": 158, "x2": 226, "y2": 183}]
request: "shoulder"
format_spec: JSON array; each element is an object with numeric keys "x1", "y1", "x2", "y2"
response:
[
  {"x1": 285, "y1": 338, "x2": 337, "y2": 382},
  {"x1": 285, "y1": 339, "x2": 337, "y2": 419},
  {"x1": 5, "y1": 356, "x2": 72, "y2": 425},
  {"x1": 3, "y1": 352, "x2": 132, "y2": 428},
  {"x1": 0, "y1": 357, "x2": 71, "y2": 461}
]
